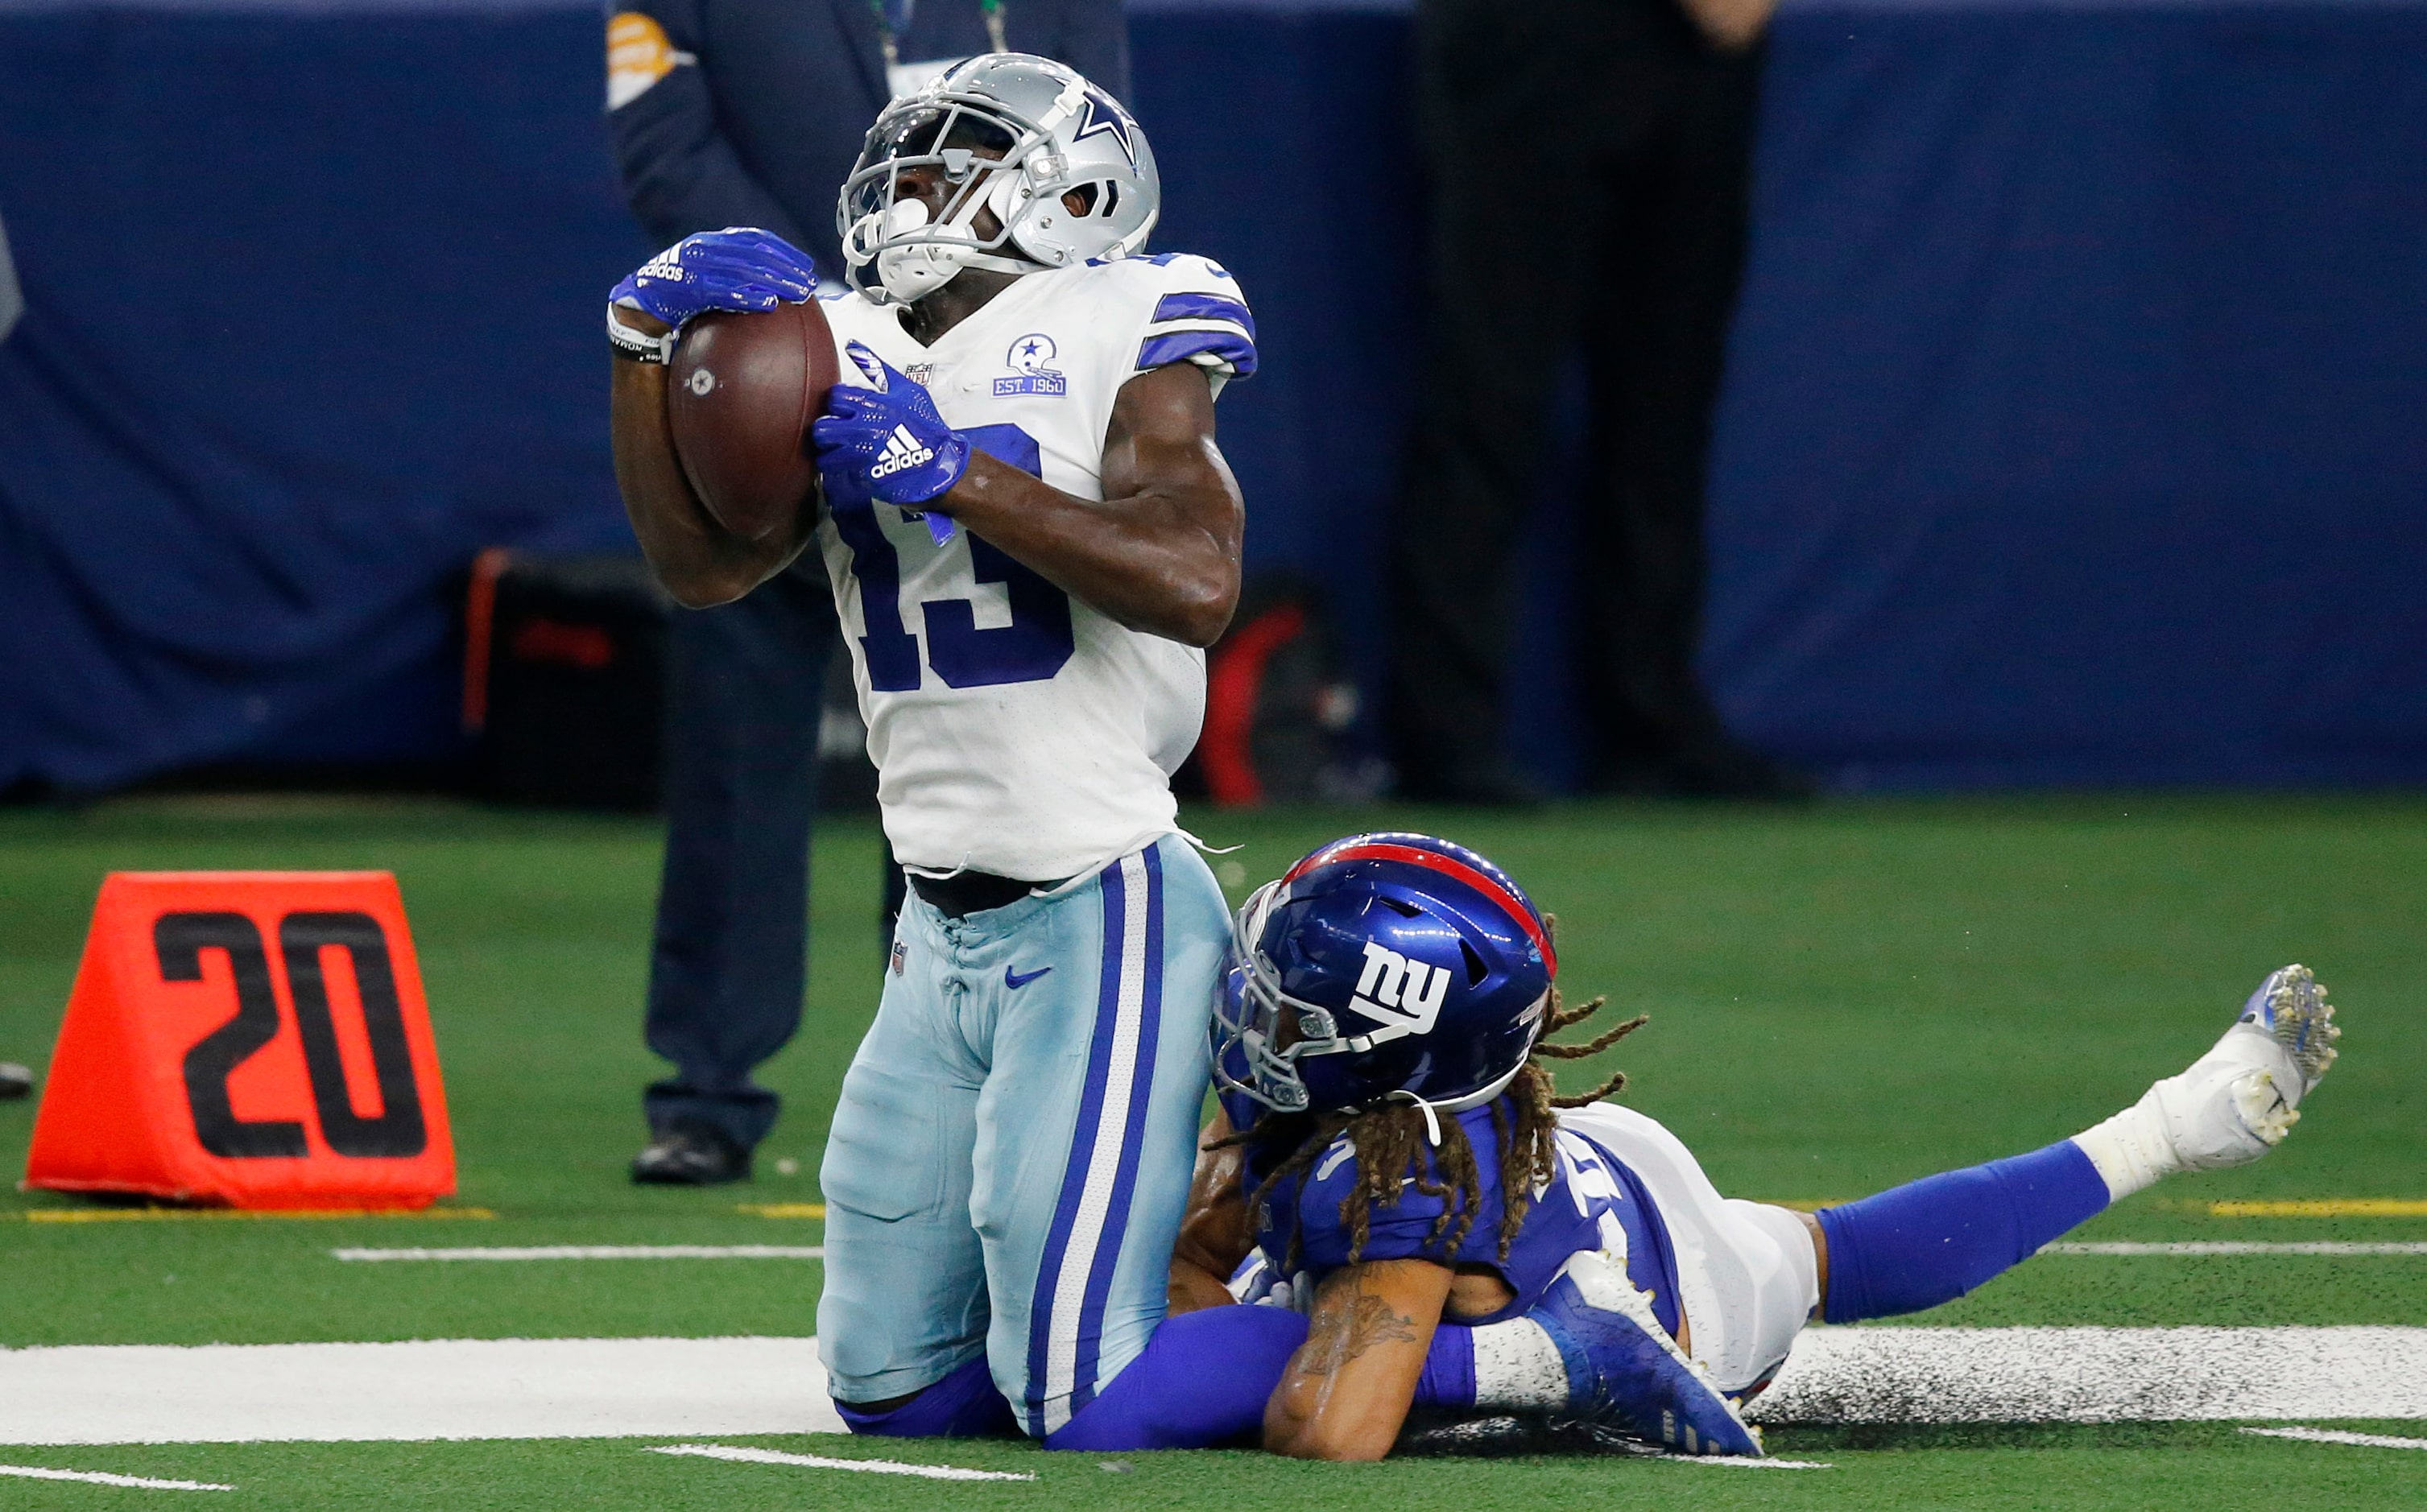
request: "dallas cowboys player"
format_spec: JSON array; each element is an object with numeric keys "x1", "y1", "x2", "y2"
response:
[
  {"x1": 1097, "y1": 832, "x2": 2342, "y2": 1459},
  {"x1": 606, "y1": 56, "x2": 1257, "y2": 1442}
]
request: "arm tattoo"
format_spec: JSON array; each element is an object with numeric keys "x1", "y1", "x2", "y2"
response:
[{"x1": 1300, "y1": 1288, "x2": 1420, "y2": 1378}]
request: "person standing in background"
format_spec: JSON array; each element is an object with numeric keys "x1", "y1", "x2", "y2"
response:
[
  {"x1": 1383, "y1": 0, "x2": 1809, "y2": 804},
  {"x1": 605, "y1": 0, "x2": 1131, "y2": 1184}
]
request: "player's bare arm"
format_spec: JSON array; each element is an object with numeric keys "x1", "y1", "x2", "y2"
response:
[
  {"x1": 604, "y1": 229, "x2": 826, "y2": 605},
  {"x1": 933, "y1": 361, "x2": 1242, "y2": 647},
  {"x1": 1169, "y1": 1105, "x2": 1258, "y2": 1315},
  {"x1": 1264, "y1": 1259, "x2": 1451, "y2": 1461},
  {"x1": 608, "y1": 308, "x2": 817, "y2": 606}
]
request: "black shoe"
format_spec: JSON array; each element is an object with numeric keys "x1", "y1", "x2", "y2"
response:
[
  {"x1": 631, "y1": 1122, "x2": 751, "y2": 1185},
  {"x1": 0, "y1": 1063, "x2": 31, "y2": 1100}
]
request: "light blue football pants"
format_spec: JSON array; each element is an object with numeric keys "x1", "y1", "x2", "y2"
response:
[{"x1": 816, "y1": 834, "x2": 1227, "y2": 1437}]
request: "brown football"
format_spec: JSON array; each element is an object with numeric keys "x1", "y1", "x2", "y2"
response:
[{"x1": 665, "y1": 300, "x2": 840, "y2": 542}]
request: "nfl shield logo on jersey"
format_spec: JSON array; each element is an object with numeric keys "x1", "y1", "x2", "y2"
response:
[{"x1": 994, "y1": 334, "x2": 1068, "y2": 397}]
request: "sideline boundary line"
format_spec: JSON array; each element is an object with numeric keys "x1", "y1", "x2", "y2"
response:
[
  {"x1": 14, "y1": 1330, "x2": 2425, "y2": 1444},
  {"x1": 0, "y1": 1463, "x2": 234, "y2": 1491},
  {"x1": 646, "y1": 1443, "x2": 1033, "y2": 1481},
  {"x1": 1752, "y1": 1326, "x2": 2427, "y2": 1423}
]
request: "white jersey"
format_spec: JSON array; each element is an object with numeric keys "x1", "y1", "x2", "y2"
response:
[{"x1": 813, "y1": 254, "x2": 1256, "y2": 880}]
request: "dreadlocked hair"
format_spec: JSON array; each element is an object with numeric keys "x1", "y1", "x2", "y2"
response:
[{"x1": 1218, "y1": 984, "x2": 1649, "y2": 1271}]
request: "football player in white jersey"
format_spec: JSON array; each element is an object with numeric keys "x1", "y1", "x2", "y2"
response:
[{"x1": 606, "y1": 56, "x2": 1255, "y2": 1444}]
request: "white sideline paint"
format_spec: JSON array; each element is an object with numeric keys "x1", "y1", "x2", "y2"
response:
[
  {"x1": 2241, "y1": 1427, "x2": 2427, "y2": 1451},
  {"x1": 1751, "y1": 1327, "x2": 2427, "y2": 1424},
  {"x1": 647, "y1": 1443, "x2": 1033, "y2": 1481},
  {"x1": 332, "y1": 1246, "x2": 825, "y2": 1262},
  {"x1": 2046, "y1": 1242, "x2": 2427, "y2": 1257},
  {"x1": 0, "y1": 1337, "x2": 846, "y2": 1446},
  {"x1": 0, "y1": 1464, "x2": 234, "y2": 1491},
  {"x1": 11, "y1": 1328, "x2": 2427, "y2": 1445},
  {"x1": 1660, "y1": 1454, "x2": 1832, "y2": 1469}
]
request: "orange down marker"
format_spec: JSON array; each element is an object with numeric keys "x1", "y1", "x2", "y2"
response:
[{"x1": 23, "y1": 873, "x2": 456, "y2": 1209}]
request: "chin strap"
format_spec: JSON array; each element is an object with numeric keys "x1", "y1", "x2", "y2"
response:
[{"x1": 1386, "y1": 1089, "x2": 1444, "y2": 1147}]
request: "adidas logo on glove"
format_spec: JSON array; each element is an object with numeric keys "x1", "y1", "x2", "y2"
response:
[{"x1": 870, "y1": 424, "x2": 936, "y2": 480}]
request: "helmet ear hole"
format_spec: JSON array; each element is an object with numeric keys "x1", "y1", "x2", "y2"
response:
[{"x1": 1460, "y1": 939, "x2": 1489, "y2": 986}]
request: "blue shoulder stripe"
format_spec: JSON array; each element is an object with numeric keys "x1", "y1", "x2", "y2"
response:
[
  {"x1": 1137, "y1": 328, "x2": 1259, "y2": 378},
  {"x1": 1150, "y1": 292, "x2": 1256, "y2": 338},
  {"x1": 1123, "y1": 253, "x2": 1232, "y2": 277}
]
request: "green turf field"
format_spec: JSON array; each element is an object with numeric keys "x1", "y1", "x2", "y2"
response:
[{"x1": 2, "y1": 794, "x2": 2424, "y2": 1507}]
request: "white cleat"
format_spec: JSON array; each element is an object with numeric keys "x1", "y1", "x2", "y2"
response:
[{"x1": 2146, "y1": 965, "x2": 2340, "y2": 1171}]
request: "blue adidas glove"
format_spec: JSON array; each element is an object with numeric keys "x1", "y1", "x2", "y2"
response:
[
  {"x1": 812, "y1": 341, "x2": 970, "y2": 531},
  {"x1": 1532, "y1": 1250, "x2": 1763, "y2": 1456},
  {"x1": 610, "y1": 228, "x2": 818, "y2": 331}
]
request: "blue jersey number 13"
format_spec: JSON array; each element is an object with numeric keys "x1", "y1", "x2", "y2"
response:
[{"x1": 830, "y1": 423, "x2": 1077, "y2": 692}]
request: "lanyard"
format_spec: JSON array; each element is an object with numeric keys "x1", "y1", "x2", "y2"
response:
[{"x1": 868, "y1": 0, "x2": 1007, "y2": 69}]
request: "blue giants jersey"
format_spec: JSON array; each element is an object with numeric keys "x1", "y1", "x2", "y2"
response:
[{"x1": 1227, "y1": 1089, "x2": 1685, "y2": 1336}]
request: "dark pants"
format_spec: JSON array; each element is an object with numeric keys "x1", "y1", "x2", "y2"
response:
[
  {"x1": 644, "y1": 556, "x2": 838, "y2": 1151},
  {"x1": 1387, "y1": 0, "x2": 1766, "y2": 790}
]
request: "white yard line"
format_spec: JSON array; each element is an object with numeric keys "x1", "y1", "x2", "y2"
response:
[
  {"x1": 2241, "y1": 1426, "x2": 2427, "y2": 1451},
  {"x1": 0, "y1": 1464, "x2": 233, "y2": 1491},
  {"x1": 646, "y1": 1443, "x2": 1033, "y2": 1481},
  {"x1": 2046, "y1": 1242, "x2": 2427, "y2": 1257},
  {"x1": 11, "y1": 1328, "x2": 2427, "y2": 1445},
  {"x1": 330, "y1": 1246, "x2": 825, "y2": 1262},
  {"x1": 1661, "y1": 1454, "x2": 1832, "y2": 1469},
  {"x1": 0, "y1": 1337, "x2": 845, "y2": 1445},
  {"x1": 1752, "y1": 1326, "x2": 2427, "y2": 1423}
]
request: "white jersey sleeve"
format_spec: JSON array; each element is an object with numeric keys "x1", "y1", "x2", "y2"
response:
[
  {"x1": 1120, "y1": 253, "x2": 1258, "y2": 399},
  {"x1": 808, "y1": 254, "x2": 1253, "y2": 881}
]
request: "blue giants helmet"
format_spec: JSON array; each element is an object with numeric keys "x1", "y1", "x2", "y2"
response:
[{"x1": 1212, "y1": 833, "x2": 1557, "y2": 1124}]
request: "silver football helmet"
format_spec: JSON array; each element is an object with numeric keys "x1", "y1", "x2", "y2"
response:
[{"x1": 836, "y1": 53, "x2": 1160, "y2": 304}]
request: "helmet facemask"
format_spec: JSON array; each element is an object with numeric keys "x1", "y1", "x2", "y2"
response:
[
  {"x1": 840, "y1": 101, "x2": 1036, "y2": 304},
  {"x1": 837, "y1": 56, "x2": 1163, "y2": 306},
  {"x1": 1211, "y1": 883, "x2": 1316, "y2": 1114}
]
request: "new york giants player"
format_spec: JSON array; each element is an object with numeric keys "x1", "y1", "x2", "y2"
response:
[
  {"x1": 1108, "y1": 833, "x2": 2342, "y2": 1459},
  {"x1": 606, "y1": 56, "x2": 1256, "y2": 1443}
]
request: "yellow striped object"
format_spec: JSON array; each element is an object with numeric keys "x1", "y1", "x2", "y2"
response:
[{"x1": 2210, "y1": 1199, "x2": 2427, "y2": 1218}]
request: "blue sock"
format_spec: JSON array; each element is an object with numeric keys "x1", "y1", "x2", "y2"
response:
[
  {"x1": 1413, "y1": 1323, "x2": 1476, "y2": 1409},
  {"x1": 834, "y1": 1356, "x2": 1019, "y2": 1439},
  {"x1": 1044, "y1": 1306, "x2": 1309, "y2": 1451},
  {"x1": 1817, "y1": 1139, "x2": 2110, "y2": 1324}
]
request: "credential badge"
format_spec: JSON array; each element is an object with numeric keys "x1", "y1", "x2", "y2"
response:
[{"x1": 994, "y1": 333, "x2": 1068, "y2": 398}]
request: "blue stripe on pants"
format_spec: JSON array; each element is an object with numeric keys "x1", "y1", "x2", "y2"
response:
[
  {"x1": 1023, "y1": 851, "x2": 1162, "y2": 1435},
  {"x1": 1070, "y1": 845, "x2": 1163, "y2": 1416}
]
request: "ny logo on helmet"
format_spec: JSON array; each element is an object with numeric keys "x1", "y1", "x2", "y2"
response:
[{"x1": 1353, "y1": 941, "x2": 1452, "y2": 1042}]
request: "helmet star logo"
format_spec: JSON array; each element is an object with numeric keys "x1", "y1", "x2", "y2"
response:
[{"x1": 1074, "y1": 89, "x2": 1138, "y2": 168}]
